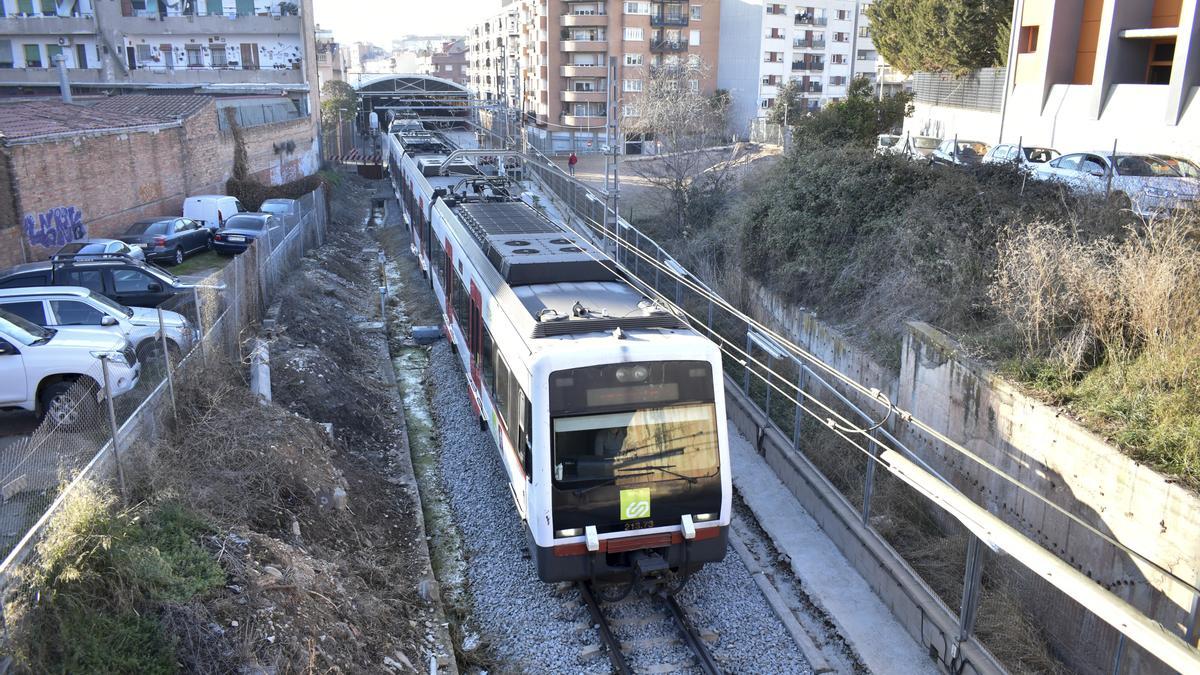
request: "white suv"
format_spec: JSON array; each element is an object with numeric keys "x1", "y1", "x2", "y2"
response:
[
  {"x1": 0, "y1": 287, "x2": 196, "y2": 362},
  {"x1": 0, "y1": 309, "x2": 140, "y2": 426}
]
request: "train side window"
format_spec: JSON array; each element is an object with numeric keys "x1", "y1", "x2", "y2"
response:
[
  {"x1": 452, "y1": 271, "x2": 470, "y2": 330},
  {"x1": 481, "y1": 325, "x2": 496, "y2": 393},
  {"x1": 430, "y1": 236, "x2": 444, "y2": 281},
  {"x1": 504, "y1": 367, "x2": 519, "y2": 449},
  {"x1": 495, "y1": 354, "x2": 510, "y2": 431},
  {"x1": 518, "y1": 390, "x2": 532, "y2": 478}
]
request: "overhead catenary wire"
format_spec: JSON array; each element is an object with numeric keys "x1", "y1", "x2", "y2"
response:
[{"x1": 530, "y1": 162, "x2": 1200, "y2": 597}]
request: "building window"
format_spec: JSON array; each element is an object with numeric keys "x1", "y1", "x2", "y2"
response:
[
  {"x1": 75, "y1": 43, "x2": 88, "y2": 68},
  {"x1": 857, "y1": 49, "x2": 875, "y2": 60},
  {"x1": 830, "y1": 75, "x2": 846, "y2": 85},
  {"x1": 690, "y1": 29, "x2": 700, "y2": 45},
  {"x1": 835, "y1": 9, "x2": 849, "y2": 20},
  {"x1": 1018, "y1": 26, "x2": 1039, "y2": 54},
  {"x1": 690, "y1": 5, "x2": 701, "y2": 20},
  {"x1": 1146, "y1": 39, "x2": 1174, "y2": 84},
  {"x1": 0, "y1": 41, "x2": 13, "y2": 69},
  {"x1": 24, "y1": 44, "x2": 41, "y2": 68},
  {"x1": 624, "y1": 53, "x2": 643, "y2": 66},
  {"x1": 45, "y1": 43, "x2": 62, "y2": 66},
  {"x1": 688, "y1": 79, "x2": 698, "y2": 91},
  {"x1": 211, "y1": 44, "x2": 228, "y2": 67},
  {"x1": 624, "y1": 27, "x2": 644, "y2": 41},
  {"x1": 833, "y1": 32, "x2": 848, "y2": 42},
  {"x1": 622, "y1": 104, "x2": 639, "y2": 117},
  {"x1": 858, "y1": 26, "x2": 870, "y2": 38},
  {"x1": 185, "y1": 44, "x2": 203, "y2": 67},
  {"x1": 624, "y1": 2, "x2": 649, "y2": 15},
  {"x1": 830, "y1": 53, "x2": 846, "y2": 64},
  {"x1": 623, "y1": 78, "x2": 642, "y2": 92}
]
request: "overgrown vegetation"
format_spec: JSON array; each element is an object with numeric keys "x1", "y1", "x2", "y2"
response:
[
  {"x1": 867, "y1": 0, "x2": 1013, "y2": 75},
  {"x1": 769, "y1": 77, "x2": 914, "y2": 145}
]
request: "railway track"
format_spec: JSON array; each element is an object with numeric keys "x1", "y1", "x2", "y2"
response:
[{"x1": 577, "y1": 580, "x2": 723, "y2": 675}]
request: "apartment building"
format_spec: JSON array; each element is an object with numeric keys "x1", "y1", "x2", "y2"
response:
[
  {"x1": 417, "y1": 38, "x2": 469, "y2": 86},
  {"x1": 0, "y1": 0, "x2": 318, "y2": 124},
  {"x1": 315, "y1": 27, "x2": 346, "y2": 86},
  {"x1": 468, "y1": 0, "x2": 722, "y2": 153},
  {"x1": 718, "y1": 0, "x2": 880, "y2": 136},
  {"x1": 903, "y1": 0, "x2": 1200, "y2": 160}
]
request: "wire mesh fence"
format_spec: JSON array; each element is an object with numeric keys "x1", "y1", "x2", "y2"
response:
[
  {"x1": 0, "y1": 186, "x2": 328, "y2": 594},
  {"x1": 524, "y1": 162, "x2": 1200, "y2": 674}
]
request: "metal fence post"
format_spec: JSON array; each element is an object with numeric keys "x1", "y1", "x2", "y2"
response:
[
  {"x1": 861, "y1": 430, "x2": 878, "y2": 524},
  {"x1": 1187, "y1": 588, "x2": 1200, "y2": 646},
  {"x1": 764, "y1": 354, "x2": 773, "y2": 419},
  {"x1": 707, "y1": 298, "x2": 714, "y2": 332},
  {"x1": 743, "y1": 333, "x2": 752, "y2": 395},
  {"x1": 156, "y1": 307, "x2": 177, "y2": 422},
  {"x1": 100, "y1": 357, "x2": 128, "y2": 505},
  {"x1": 1111, "y1": 634, "x2": 1126, "y2": 675},
  {"x1": 192, "y1": 286, "x2": 207, "y2": 364},
  {"x1": 233, "y1": 251, "x2": 243, "y2": 360},
  {"x1": 956, "y1": 534, "x2": 986, "y2": 654},
  {"x1": 793, "y1": 364, "x2": 805, "y2": 449}
]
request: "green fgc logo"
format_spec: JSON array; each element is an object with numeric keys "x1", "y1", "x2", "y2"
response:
[{"x1": 620, "y1": 488, "x2": 651, "y2": 520}]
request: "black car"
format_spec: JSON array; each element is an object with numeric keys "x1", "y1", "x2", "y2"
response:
[
  {"x1": 0, "y1": 254, "x2": 194, "y2": 309},
  {"x1": 117, "y1": 217, "x2": 211, "y2": 265},
  {"x1": 212, "y1": 213, "x2": 280, "y2": 255}
]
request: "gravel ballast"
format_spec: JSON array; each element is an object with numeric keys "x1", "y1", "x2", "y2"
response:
[{"x1": 424, "y1": 338, "x2": 813, "y2": 674}]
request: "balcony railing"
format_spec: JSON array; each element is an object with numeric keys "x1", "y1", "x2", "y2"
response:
[
  {"x1": 123, "y1": 3, "x2": 299, "y2": 18},
  {"x1": 794, "y1": 14, "x2": 827, "y2": 25},
  {"x1": 791, "y1": 61, "x2": 824, "y2": 72},
  {"x1": 651, "y1": 14, "x2": 688, "y2": 26},
  {"x1": 650, "y1": 38, "x2": 689, "y2": 52},
  {"x1": 766, "y1": 6, "x2": 786, "y2": 15},
  {"x1": 793, "y1": 39, "x2": 826, "y2": 49}
]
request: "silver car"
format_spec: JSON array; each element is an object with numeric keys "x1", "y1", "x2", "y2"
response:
[
  {"x1": 55, "y1": 239, "x2": 145, "y2": 262},
  {"x1": 0, "y1": 286, "x2": 196, "y2": 362},
  {"x1": 1033, "y1": 152, "x2": 1200, "y2": 217},
  {"x1": 259, "y1": 198, "x2": 301, "y2": 234},
  {"x1": 982, "y1": 144, "x2": 1060, "y2": 171}
]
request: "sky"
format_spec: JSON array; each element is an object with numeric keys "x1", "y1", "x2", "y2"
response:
[{"x1": 312, "y1": 0, "x2": 499, "y2": 47}]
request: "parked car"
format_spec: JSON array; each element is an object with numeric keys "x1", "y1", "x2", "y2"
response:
[
  {"x1": 0, "y1": 308, "x2": 139, "y2": 426},
  {"x1": 184, "y1": 195, "x2": 246, "y2": 233},
  {"x1": 117, "y1": 218, "x2": 211, "y2": 265},
  {"x1": 982, "y1": 144, "x2": 1060, "y2": 170},
  {"x1": 931, "y1": 139, "x2": 991, "y2": 167},
  {"x1": 875, "y1": 134, "x2": 905, "y2": 156},
  {"x1": 212, "y1": 214, "x2": 280, "y2": 255},
  {"x1": 259, "y1": 198, "x2": 300, "y2": 233},
  {"x1": 0, "y1": 287, "x2": 196, "y2": 363},
  {"x1": 56, "y1": 239, "x2": 145, "y2": 262},
  {"x1": 1033, "y1": 152, "x2": 1200, "y2": 217},
  {"x1": 908, "y1": 135, "x2": 943, "y2": 159},
  {"x1": 0, "y1": 254, "x2": 194, "y2": 309}
]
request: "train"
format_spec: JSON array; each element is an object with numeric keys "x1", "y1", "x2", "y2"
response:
[{"x1": 384, "y1": 127, "x2": 731, "y2": 584}]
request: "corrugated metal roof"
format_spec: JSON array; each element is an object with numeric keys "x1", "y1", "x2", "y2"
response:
[
  {"x1": 90, "y1": 94, "x2": 213, "y2": 120},
  {"x1": 0, "y1": 99, "x2": 168, "y2": 141}
]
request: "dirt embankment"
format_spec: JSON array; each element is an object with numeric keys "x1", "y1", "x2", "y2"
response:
[{"x1": 4, "y1": 175, "x2": 451, "y2": 674}]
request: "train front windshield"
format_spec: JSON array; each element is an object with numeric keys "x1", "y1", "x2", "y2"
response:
[{"x1": 550, "y1": 361, "x2": 720, "y2": 487}]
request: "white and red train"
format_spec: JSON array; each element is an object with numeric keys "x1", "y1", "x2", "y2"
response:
[{"x1": 384, "y1": 128, "x2": 731, "y2": 582}]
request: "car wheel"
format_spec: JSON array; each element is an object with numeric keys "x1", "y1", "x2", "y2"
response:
[
  {"x1": 40, "y1": 379, "x2": 98, "y2": 430},
  {"x1": 173, "y1": 247, "x2": 184, "y2": 265}
]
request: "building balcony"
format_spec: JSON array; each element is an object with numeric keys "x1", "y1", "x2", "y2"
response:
[
  {"x1": 110, "y1": 12, "x2": 300, "y2": 36},
  {"x1": 0, "y1": 14, "x2": 96, "y2": 36},
  {"x1": 561, "y1": 114, "x2": 606, "y2": 127},
  {"x1": 650, "y1": 38, "x2": 688, "y2": 52},
  {"x1": 121, "y1": 65, "x2": 307, "y2": 86},
  {"x1": 561, "y1": 90, "x2": 605, "y2": 102},
  {"x1": 561, "y1": 13, "x2": 608, "y2": 27},
  {"x1": 793, "y1": 39, "x2": 826, "y2": 50},
  {"x1": 794, "y1": 14, "x2": 827, "y2": 26},
  {"x1": 650, "y1": 15, "x2": 688, "y2": 27},
  {"x1": 791, "y1": 62, "x2": 824, "y2": 72},
  {"x1": 0, "y1": 67, "x2": 104, "y2": 86},
  {"x1": 560, "y1": 39, "x2": 607, "y2": 52},
  {"x1": 561, "y1": 64, "x2": 607, "y2": 77}
]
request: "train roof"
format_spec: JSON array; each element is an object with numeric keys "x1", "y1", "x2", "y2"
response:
[
  {"x1": 511, "y1": 281, "x2": 687, "y2": 339},
  {"x1": 452, "y1": 200, "x2": 617, "y2": 287}
]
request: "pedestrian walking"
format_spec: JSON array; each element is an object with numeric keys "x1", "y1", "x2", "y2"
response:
[{"x1": 568, "y1": 151, "x2": 578, "y2": 177}]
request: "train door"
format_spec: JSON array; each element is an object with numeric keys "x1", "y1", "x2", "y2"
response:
[{"x1": 468, "y1": 282, "x2": 483, "y2": 392}]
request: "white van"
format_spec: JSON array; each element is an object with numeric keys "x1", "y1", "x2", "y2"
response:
[{"x1": 183, "y1": 195, "x2": 246, "y2": 233}]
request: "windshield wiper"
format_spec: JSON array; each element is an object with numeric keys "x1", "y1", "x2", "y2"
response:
[{"x1": 617, "y1": 464, "x2": 697, "y2": 484}]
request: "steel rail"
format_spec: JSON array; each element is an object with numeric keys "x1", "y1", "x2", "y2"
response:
[
  {"x1": 578, "y1": 581, "x2": 632, "y2": 675},
  {"x1": 661, "y1": 593, "x2": 723, "y2": 675}
]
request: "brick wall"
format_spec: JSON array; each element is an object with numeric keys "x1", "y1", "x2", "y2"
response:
[{"x1": 2, "y1": 101, "x2": 317, "y2": 268}]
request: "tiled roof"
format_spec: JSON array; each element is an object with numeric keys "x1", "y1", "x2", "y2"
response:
[
  {"x1": 0, "y1": 100, "x2": 167, "y2": 141},
  {"x1": 90, "y1": 94, "x2": 213, "y2": 121}
]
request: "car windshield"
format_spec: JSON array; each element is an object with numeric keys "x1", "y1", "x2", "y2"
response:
[
  {"x1": 259, "y1": 204, "x2": 287, "y2": 214},
  {"x1": 1115, "y1": 155, "x2": 1181, "y2": 177},
  {"x1": 1158, "y1": 157, "x2": 1200, "y2": 179},
  {"x1": 225, "y1": 217, "x2": 265, "y2": 231},
  {"x1": 0, "y1": 308, "x2": 53, "y2": 345},
  {"x1": 88, "y1": 290, "x2": 134, "y2": 318},
  {"x1": 126, "y1": 221, "x2": 170, "y2": 235}
]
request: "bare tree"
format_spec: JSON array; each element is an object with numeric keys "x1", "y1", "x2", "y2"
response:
[{"x1": 624, "y1": 61, "x2": 738, "y2": 234}]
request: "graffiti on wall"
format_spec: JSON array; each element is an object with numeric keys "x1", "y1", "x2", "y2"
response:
[{"x1": 23, "y1": 206, "x2": 87, "y2": 249}]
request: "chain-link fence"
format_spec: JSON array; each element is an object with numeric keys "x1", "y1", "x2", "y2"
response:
[
  {"x1": 0, "y1": 186, "x2": 328, "y2": 601},
  {"x1": 525, "y1": 164, "x2": 1199, "y2": 674}
]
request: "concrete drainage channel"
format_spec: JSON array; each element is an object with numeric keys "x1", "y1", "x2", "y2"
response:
[{"x1": 374, "y1": 219, "x2": 862, "y2": 674}]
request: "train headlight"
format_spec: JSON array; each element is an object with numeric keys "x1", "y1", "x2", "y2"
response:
[
  {"x1": 692, "y1": 513, "x2": 719, "y2": 522},
  {"x1": 615, "y1": 365, "x2": 649, "y2": 383},
  {"x1": 555, "y1": 528, "x2": 584, "y2": 538}
]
